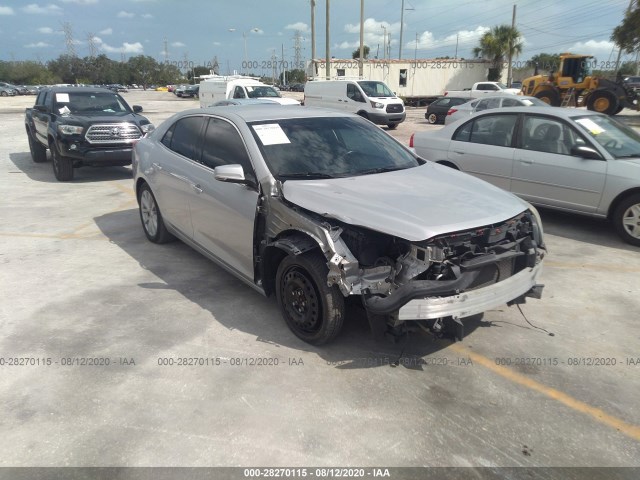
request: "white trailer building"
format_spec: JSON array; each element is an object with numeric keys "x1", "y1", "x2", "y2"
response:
[{"x1": 307, "y1": 58, "x2": 506, "y2": 105}]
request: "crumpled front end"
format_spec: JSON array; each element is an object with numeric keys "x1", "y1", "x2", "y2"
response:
[{"x1": 325, "y1": 210, "x2": 546, "y2": 322}]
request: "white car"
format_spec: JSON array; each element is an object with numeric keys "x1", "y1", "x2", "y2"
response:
[
  {"x1": 411, "y1": 106, "x2": 640, "y2": 245},
  {"x1": 445, "y1": 95, "x2": 549, "y2": 125}
]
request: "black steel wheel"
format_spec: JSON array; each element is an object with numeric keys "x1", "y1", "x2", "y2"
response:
[{"x1": 276, "y1": 252, "x2": 344, "y2": 345}]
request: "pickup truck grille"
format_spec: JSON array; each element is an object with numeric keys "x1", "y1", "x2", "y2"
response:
[
  {"x1": 85, "y1": 123, "x2": 141, "y2": 144},
  {"x1": 386, "y1": 104, "x2": 404, "y2": 113}
]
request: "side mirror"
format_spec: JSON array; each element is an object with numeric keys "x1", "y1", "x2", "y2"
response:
[
  {"x1": 571, "y1": 145, "x2": 602, "y2": 160},
  {"x1": 214, "y1": 164, "x2": 247, "y2": 184},
  {"x1": 132, "y1": 105, "x2": 143, "y2": 113}
]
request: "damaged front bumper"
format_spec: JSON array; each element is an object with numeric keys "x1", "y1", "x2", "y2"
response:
[{"x1": 364, "y1": 262, "x2": 544, "y2": 321}]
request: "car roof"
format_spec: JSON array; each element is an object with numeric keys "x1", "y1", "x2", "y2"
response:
[
  {"x1": 41, "y1": 86, "x2": 115, "y2": 94},
  {"x1": 469, "y1": 105, "x2": 604, "y2": 119},
  {"x1": 185, "y1": 105, "x2": 355, "y2": 122}
]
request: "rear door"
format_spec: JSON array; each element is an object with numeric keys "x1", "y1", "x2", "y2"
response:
[
  {"x1": 152, "y1": 115, "x2": 205, "y2": 237},
  {"x1": 447, "y1": 113, "x2": 518, "y2": 191},
  {"x1": 511, "y1": 114, "x2": 607, "y2": 212}
]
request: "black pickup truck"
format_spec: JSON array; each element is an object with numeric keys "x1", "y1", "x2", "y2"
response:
[{"x1": 25, "y1": 86, "x2": 154, "y2": 181}]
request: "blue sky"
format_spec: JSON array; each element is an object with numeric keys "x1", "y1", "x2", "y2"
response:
[{"x1": 0, "y1": 0, "x2": 634, "y2": 74}]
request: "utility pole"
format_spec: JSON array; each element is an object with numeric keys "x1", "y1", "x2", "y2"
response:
[
  {"x1": 325, "y1": 0, "x2": 330, "y2": 79},
  {"x1": 506, "y1": 4, "x2": 516, "y2": 87},
  {"x1": 454, "y1": 34, "x2": 459, "y2": 59},
  {"x1": 399, "y1": 0, "x2": 404, "y2": 59},
  {"x1": 311, "y1": 0, "x2": 316, "y2": 65},
  {"x1": 359, "y1": 0, "x2": 364, "y2": 77}
]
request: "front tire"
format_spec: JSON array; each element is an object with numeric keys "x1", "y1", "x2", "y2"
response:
[
  {"x1": 387, "y1": 123, "x2": 398, "y2": 130},
  {"x1": 613, "y1": 194, "x2": 640, "y2": 246},
  {"x1": 587, "y1": 90, "x2": 619, "y2": 115},
  {"x1": 50, "y1": 142, "x2": 74, "y2": 181},
  {"x1": 276, "y1": 252, "x2": 345, "y2": 345},
  {"x1": 138, "y1": 183, "x2": 174, "y2": 244}
]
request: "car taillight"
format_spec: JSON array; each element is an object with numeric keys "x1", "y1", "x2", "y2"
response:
[
  {"x1": 447, "y1": 108, "x2": 457, "y2": 115},
  {"x1": 409, "y1": 133, "x2": 414, "y2": 148},
  {"x1": 444, "y1": 92, "x2": 449, "y2": 96}
]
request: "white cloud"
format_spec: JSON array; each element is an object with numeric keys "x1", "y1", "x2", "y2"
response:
[
  {"x1": 117, "y1": 10, "x2": 134, "y2": 18},
  {"x1": 171, "y1": 41, "x2": 185, "y2": 47},
  {"x1": 141, "y1": 13, "x2": 153, "y2": 18},
  {"x1": 213, "y1": 41, "x2": 221, "y2": 46},
  {"x1": 59, "y1": 0, "x2": 98, "y2": 4},
  {"x1": 285, "y1": 22, "x2": 309, "y2": 33},
  {"x1": 22, "y1": 4, "x2": 63, "y2": 15},
  {"x1": 99, "y1": 27, "x2": 112, "y2": 35},
  {"x1": 37, "y1": 27, "x2": 55, "y2": 34},
  {"x1": 99, "y1": 40, "x2": 143, "y2": 53},
  {"x1": 339, "y1": 18, "x2": 401, "y2": 50},
  {"x1": 0, "y1": 6, "x2": 15, "y2": 15},
  {"x1": 408, "y1": 26, "x2": 489, "y2": 52},
  {"x1": 25, "y1": 41, "x2": 51, "y2": 48}
]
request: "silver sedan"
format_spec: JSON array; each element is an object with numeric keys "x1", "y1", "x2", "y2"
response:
[
  {"x1": 133, "y1": 106, "x2": 545, "y2": 344},
  {"x1": 412, "y1": 106, "x2": 640, "y2": 245},
  {"x1": 445, "y1": 94, "x2": 549, "y2": 125}
]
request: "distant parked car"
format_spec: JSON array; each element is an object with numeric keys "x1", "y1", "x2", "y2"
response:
[
  {"x1": 445, "y1": 95, "x2": 549, "y2": 125},
  {"x1": 623, "y1": 76, "x2": 640, "y2": 92},
  {"x1": 174, "y1": 84, "x2": 187, "y2": 96},
  {"x1": 23, "y1": 85, "x2": 41, "y2": 95},
  {"x1": 0, "y1": 82, "x2": 22, "y2": 95},
  {"x1": 424, "y1": 96, "x2": 467, "y2": 124},
  {"x1": 179, "y1": 84, "x2": 199, "y2": 98},
  {"x1": 289, "y1": 83, "x2": 305, "y2": 92},
  {"x1": 411, "y1": 106, "x2": 640, "y2": 245},
  {"x1": 0, "y1": 85, "x2": 16, "y2": 97},
  {"x1": 510, "y1": 80, "x2": 522, "y2": 90},
  {"x1": 107, "y1": 84, "x2": 128, "y2": 93}
]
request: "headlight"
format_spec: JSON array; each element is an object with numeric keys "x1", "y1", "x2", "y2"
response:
[
  {"x1": 140, "y1": 123, "x2": 155, "y2": 134},
  {"x1": 58, "y1": 125, "x2": 83, "y2": 135},
  {"x1": 527, "y1": 204, "x2": 545, "y2": 249},
  {"x1": 370, "y1": 101, "x2": 384, "y2": 109}
]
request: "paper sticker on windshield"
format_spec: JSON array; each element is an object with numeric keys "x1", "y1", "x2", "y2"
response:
[
  {"x1": 252, "y1": 124, "x2": 291, "y2": 145},
  {"x1": 576, "y1": 118, "x2": 605, "y2": 135},
  {"x1": 55, "y1": 93, "x2": 70, "y2": 103}
]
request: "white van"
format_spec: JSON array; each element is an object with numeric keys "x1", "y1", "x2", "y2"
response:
[
  {"x1": 199, "y1": 76, "x2": 300, "y2": 107},
  {"x1": 303, "y1": 80, "x2": 406, "y2": 129}
]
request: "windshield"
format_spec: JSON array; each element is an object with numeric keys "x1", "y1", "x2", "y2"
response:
[
  {"x1": 574, "y1": 115, "x2": 640, "y2": 158},
  {"x1": 358, "y1": 81, "x2": 394, "y2": 97},
  {"x1": 496, "y1": 82, "x2": 509, "y2": 89},
  {"x1": 249, "y1": 116, "x2": 419, "y2": 179},
  {"x1": 247, "y1": 86, "x2": 280, "y2": 98},
  {"x1": 53, "y1": 91, "x2": 131, "y2": 115}
]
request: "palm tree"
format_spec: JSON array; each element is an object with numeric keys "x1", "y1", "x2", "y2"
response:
[{"x1": 473, "y1": 25, "x2": 523, "y2": 81}]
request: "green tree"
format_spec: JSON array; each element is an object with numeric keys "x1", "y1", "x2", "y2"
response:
[
  {"x1": 528, "y1": 53, "x2": 561, "y2": 73},
  {"x1": 280, "y1": 68, "x2": 306, "y2": 84},
  {"x1": 611, "y1": 4, "x2": 640, "y2": 54},
  {"x1": 473, "y1": 25, "x2": 523, "y2": 81},
  {"x1": 352, "y1": 45, "x2": 370, "y2": 59}
]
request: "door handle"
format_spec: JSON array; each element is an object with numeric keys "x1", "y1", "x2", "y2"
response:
[
  {"x1": 191, "y1": 184, "x2": 203, "y2": 194},
  {"x1": 152, "y1": 162, "x2": 163, "y2": 171},
  {"x1": 519, "y1": 159, "x2": 533, "y2": 165},
  {"x1": 453, "y1": 150, "x2": 465, "y2": 155}
]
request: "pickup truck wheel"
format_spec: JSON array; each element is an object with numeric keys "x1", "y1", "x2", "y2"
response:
[
  {"x1": 613, "y1": 194, "x2": 640, "y2": 246},
  {"x1": 276, "y1": 252, "x2": 344, "y2": 345},
  {"x1": 28, "y1": 131, "x2": 47, "y2": 163},
  {"x1": 50, "y1": 143, "x2": 74, "y2": 181},
  {"x1": 427, "y1": 113, "x2": 438, "y2": 124},
  {"x1": 387, "y1": 123, "x2": 398, "y2": 130},
  {"x1": 138, "y1": 184, "x2": 174, "y2": 244}
]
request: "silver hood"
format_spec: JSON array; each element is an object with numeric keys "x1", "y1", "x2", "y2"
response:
[{"x1": 281, "y1": 163, "x2": 530, "y2": 241}]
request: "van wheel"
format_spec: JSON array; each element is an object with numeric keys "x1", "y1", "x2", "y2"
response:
[
  {"x1": 276, "y1": 251, "x2": 344, "y2": 345},
  {"x1": 357, "y1": 112, "x2": 369, "y2": 120},
  {"x1": 387, "y1": 123, "x2": 398, "y2": 130}
]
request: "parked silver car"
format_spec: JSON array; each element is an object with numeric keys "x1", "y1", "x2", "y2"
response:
[
  {"x1": 412, "y1": 106, "x2": 640, "y2": 245},
  {"x1": 445, "y1": 94, "x2": 549, "y2": 125},
  {"x1": 133, "y1": 106, "x2": 546, "y2": 344}
]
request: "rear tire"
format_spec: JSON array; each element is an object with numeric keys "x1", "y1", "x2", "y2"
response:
[
  {"x1": 0, "y1": 91, "x2": 8, "y2": 97},
  {"x1": 276, "y1": 251, "x2": 344, "y2": 345},
  {"x1": 427, "y1": 113, "x2": 438, "y2": 124},
  {"x1": 138, "y1": 183, "x2": 174, "y2": 244},
  {"x1": 50, "y1": 142, "x2": 73, "y2": 181},
  {"x1": 587, "y1": 90, "x2": 619, "y2": 115},
  {"x1": 613, "y1": 193, "x2": 640, "y2": 246},
  {"x1": 28, "y1": 130, "x2": 47, "y2": 163}
]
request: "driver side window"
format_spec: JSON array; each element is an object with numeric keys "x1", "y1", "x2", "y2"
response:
[
  {"x1": 233, "y1": 86, "x2": 246, "y2": 99},
  {"x1": 346, "y1": 84, "x2": 364, "y2": 102}
]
